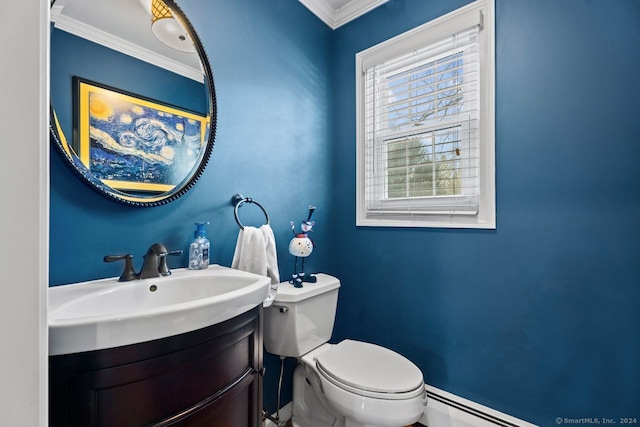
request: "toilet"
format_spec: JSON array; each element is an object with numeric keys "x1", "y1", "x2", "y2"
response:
[{"x1": 263, "y1": 274, "x2": 427, "y2": 427}]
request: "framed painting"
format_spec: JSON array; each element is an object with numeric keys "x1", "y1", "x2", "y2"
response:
[{"x1": 73, "y1": 77, "x2": 209, "y2": 194}]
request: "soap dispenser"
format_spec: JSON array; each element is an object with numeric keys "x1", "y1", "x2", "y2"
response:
[{"x1": 188, "y1": 222, "x2": 210, "y2": 270}]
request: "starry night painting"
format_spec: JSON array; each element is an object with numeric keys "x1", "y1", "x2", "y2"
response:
[{"x1": 75, "y1": 78, "x2": 208, "y2": 194}]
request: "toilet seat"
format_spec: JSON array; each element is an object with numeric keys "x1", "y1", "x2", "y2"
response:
[{"x1": 314, "y1": 340, "x2": 424, "y2": 400}]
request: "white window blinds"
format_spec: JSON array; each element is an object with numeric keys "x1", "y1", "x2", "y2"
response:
[{"x1": 362, "y1": 24, "x2": 481, "y2": 218}]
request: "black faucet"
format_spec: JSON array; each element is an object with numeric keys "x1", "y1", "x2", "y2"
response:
[
  {"x1": 103, "y1": 254, "x2": 138, "y2": 282},
  {"x1": 104, "y1": 243, "x2": 182, "y2": 282},
  {"x1": 139, "y1": 243, "x2": 168, "y2": 279}
]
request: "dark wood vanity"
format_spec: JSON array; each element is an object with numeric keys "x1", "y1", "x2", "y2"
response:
[{"x1": 49, "y1": 306, "x2": 263, "y2": 426}]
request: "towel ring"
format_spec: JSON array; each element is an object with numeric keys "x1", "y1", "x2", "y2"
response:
[{"x1": 231, "y1": 194, "x2": 270, "y2": 230}]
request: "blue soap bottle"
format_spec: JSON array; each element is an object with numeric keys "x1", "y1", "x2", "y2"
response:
[{"x1": 188, "y1": 222, "x2": 210, "y2": 269}]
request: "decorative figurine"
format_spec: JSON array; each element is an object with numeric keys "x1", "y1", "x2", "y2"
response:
[{"x1": 289, "y1": 205, "x2": 317, "y2": 287}]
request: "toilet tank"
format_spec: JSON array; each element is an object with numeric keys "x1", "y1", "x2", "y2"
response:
[{"x1": 263, "y1": 274, "x2": 340, "y2": 358}]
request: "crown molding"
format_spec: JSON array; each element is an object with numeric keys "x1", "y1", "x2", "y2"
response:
[
  {"x1": 50, "y1": 0, "x2": 70, "y2": 22},
  {"x1": 299, "y1": 0, "x2": 388, "y2": 29},
  {"x1": 53, "y1": 14, "x2": 203, "y2": 82}
]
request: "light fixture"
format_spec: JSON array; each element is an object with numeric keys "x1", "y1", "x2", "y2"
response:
[{"x1": 150, "y1": 0, "x2": 196, "y2": 53}]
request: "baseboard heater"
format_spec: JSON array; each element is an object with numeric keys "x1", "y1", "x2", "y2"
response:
[{"x1": 420, "y1": 385, "x2": 537, "y2": 427}]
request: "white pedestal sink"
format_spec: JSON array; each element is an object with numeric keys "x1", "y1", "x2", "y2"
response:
[{"x1": 49, "y1": 264, "x2": 270, "y2": 355}]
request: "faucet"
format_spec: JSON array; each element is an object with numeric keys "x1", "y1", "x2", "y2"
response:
[
  {"x1": 103, "y1": 254, "x2": 138, "y2": 282},
  {"x1": 139, "y1": 243, "x2": 168, "y2": 279},
  {"x1": 104, "y1": 243, "x2": 182, "y2": 281}
]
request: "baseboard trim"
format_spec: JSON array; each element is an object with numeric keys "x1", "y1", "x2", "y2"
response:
[
  {"x1": 421, "y1": 385, "x2": 537, "y2": 427},
  {"x1": 263, "y1": 385, "x2": 536, "y2": 427}
]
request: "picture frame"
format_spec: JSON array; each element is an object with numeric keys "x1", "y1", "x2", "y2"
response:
[{"x1": 73, "y1": 77, "x2": 209, "y2": 194}]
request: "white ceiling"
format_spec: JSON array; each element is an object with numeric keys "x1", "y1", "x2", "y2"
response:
[
  {"x1": 50, "y1": 0, "x2": 386, "y2": 77},
  {"x1": 51, "y1": 0, "x2": 203, "y2": 81},
  {"x1": 52, "y1": 0, "x2": 387, "y2": 40},
  {"x1": 299, "y1": 0, "x2": 388, "y2": 29}
]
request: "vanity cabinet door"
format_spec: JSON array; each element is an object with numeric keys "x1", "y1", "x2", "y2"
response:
[
  {"x1": 167, "y1": 371, "x2": 261, "y2": 427},
  {"x1": 50, "y1": 306, "x2": 263, "y2": 427}
]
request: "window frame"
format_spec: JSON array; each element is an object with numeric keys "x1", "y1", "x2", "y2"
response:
[{"x1": 356, "y1": 0, "x2": 495, "y2": 229}]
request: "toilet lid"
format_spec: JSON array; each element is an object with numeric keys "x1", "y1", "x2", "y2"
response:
[{"x1": 314, "y1": 340, "x2": 424, "y2": 395}]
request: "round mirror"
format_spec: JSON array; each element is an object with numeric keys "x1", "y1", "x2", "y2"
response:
[{"x1": 50, "y1": 0, "x2": 216, "y2": 207}]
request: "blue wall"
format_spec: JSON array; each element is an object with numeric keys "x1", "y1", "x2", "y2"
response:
[
  {"x1": 50, "y1": 0, "x2": 332, "y2": 412},
  {"x1": 50, "y1": 0, "x2": 333, "y2": 286},
  {"x1": 330, "y1": 0, "x2": 640, "y2": 425},
  {"x1": 49, "y1": 0, "x2": 640, "y2": 425}
]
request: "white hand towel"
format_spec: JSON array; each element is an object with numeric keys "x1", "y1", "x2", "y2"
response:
[{"x1": 231, "y1": 224, "x2": 280, "y2": 307}]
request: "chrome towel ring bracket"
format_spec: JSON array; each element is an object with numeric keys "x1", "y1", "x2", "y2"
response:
[{"x1": 231, "y1": 194, "x2": 270, "y2": 230}]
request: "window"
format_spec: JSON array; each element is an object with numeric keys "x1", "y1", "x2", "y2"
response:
[{"x1": 356, "y1": 0, "x2": 495, "y2": 228}]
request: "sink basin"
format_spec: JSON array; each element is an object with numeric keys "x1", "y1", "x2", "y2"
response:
[{"x1": 49, "y1": 265, "x2": 271, "y2": 355}]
